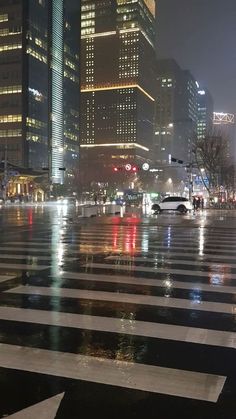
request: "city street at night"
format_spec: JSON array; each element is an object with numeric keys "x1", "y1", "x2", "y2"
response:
[{"x1": 0, "y1": 205, "x2": 236, "y2": 418}]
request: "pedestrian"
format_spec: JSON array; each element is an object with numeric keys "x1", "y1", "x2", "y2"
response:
[
  {"x1": 196, "y1": 197, "x2": 201, "y2": 210},
  {"x1": 22, "y1": 270, "x2": 29, "y2": 286},
  {"x1": 193, "y1": 197, "x2": 197, "y2": 211}
]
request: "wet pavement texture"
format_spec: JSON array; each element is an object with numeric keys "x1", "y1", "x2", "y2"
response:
[{"x1": 0, "y1": 205, "x2": 236, "y2": 418}]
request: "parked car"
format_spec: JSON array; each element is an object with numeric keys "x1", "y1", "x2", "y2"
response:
[{"x1": 152, "y1": 196, "x2": 192, "y2": 214}]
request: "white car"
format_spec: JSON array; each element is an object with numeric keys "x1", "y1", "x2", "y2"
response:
[{"x1": 152, "y1": 197, "x2": 193, "y2": 214}]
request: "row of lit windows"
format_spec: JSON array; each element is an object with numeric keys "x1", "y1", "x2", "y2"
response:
[
  {"x1": 81, "y1": 28, "x2": 95, "y2": 35},
  {"x1": 0, "y1": 27, "x2": 22, "y2": 37},
  {"x1": 26, "y1": 133, "x2": 45, "y2": 143},
  {"x1": 81, "y1": 4, "x2": 95, "y2": 12},
  {"x1": 0, "y1": 114, "x2": 22, "y2": 123},
  {"x1": 0, "y1": 85, "x2": 21, "y2": 95},
  {"x1": 65, "y1": 58, "x2": 76, "y2": 70},
  {"x1": 81, "y1": 20, "x2": 95, "y2": 28},
  {"x1": 64, "y1": 131, "x2": 79, "y2": 141},
  {"x1": 0, "y1": 129, "x2": 21, "y2": 137},
  {"x1": 0, "y1": 43, "x2": 22, "y2": 52},
  {"x1": 64, "y1": 70, "x2": 79, "y2": 84},
  {"x1": 26, "y1": 47, "x2": 47, "y2": 63},
  {"x1": 0, "y1": 14, "x2": 8, "y2": 23},
  {"x1": 35, "y1": 37, "x2": 47, "y2": 51},
  {"x1": 26, "y1": 117, "x2": 46, "y2": 129},
  {"x1": 81, "y1": 12, "x2": 95, "y2": 20}
]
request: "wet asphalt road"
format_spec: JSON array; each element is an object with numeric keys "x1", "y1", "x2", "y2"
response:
[{"x1": 0, "y1": 204, "x2": 236, "y2": 418}]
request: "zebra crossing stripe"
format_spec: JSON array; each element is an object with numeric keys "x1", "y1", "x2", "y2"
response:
[
  {"x1": 0, "y1": 343, "x2": 226, "y2": 402},
  {"x1": 7, "y1": 393, "x2": 64, "y2": 419},
  {"x1": 83, "y1": 262, "x2": 236, "y2": 280},
  {"x1": 0, "y1": 263, "x2": 49, "y2": 271},
  {"x1": 0, "y1": 254, "x2": 76, "y2": 261},
  {"x1": 0, "y1": 306, "x2": 235, "y2": 348},
  {"x1": 58, "y1": 271, "x2": 236, "y2": 295},
  {"x1": 5, "y1": 285, "x2": 236, "y2": 314},
  {"x1": 105, "y1": 255, "x2": 236, "y2": 269},
  {"x1": 0, "y1": 275, "x2": 16, "y2": 283}
]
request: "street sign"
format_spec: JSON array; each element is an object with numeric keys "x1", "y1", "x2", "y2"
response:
[
  {"x1": 125, "y1": 164, "x2": 132, "y2": 171},
  {"x1": 142, "y1": 163, "x2": 150, "y2": 171}
]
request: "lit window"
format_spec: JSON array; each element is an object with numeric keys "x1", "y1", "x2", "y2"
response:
[
  {"x1": 0, "y1": 114, "x2": 22, "y2": 123},
  {"x1": 0, "y1": 85, "x2": 22, "y2": 95},
  {"x1": 0, "y1": 43, "x2": 22, "y2": 52},
  {"x1": 0, "y1": 129, "x2": 21, "y2": 137},
  {"x1": 0, "y1": 14, "x2": 8, "y2": 23}
]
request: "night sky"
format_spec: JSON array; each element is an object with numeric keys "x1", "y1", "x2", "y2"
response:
[{"x1": 157, "y1": 0, "x2": 236, "y2": 114}]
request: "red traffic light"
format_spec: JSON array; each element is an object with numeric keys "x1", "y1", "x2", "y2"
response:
[
  {"x1": 132, "y1": 166, "x2": 137, "y2": 172},
  {"x1": 113, "y1": 167, "x2": 118, "y2": 172}
]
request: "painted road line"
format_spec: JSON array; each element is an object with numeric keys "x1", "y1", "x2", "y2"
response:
[
  {"x1": 0, "y1": 275, "x2": 16, "y2": 283},
  {"x1": 0, "y1": 343, "x2": 226, "y2": 402},
  {"x1": 0, "y1": 263, "x2": 49, "y2": 271},
  {"x1": 83, "y1": 262, "x2": 236, "y2": 280},
  {"x1": 0, "y1": 242, "x2": 236, "y2": 262},
  {"x1": 106, "y1": 251, "x2": 236, "y2": 261},
  {"x1": 7, "y1": 393, "x2": 64, "y2": 419},
  {"x1": 0, "y1": 306, "x2": 235, "y2": 349},
  {"x1": 5, "y1": 286, "x2": 236, "y2": 315},
  {"x1": 105, "y1": 255, "x2": 236, "y2": 269},
  {"x1": 0, "y1": 254, "x2": 76, "y2": 262},
  {"x1": 58, "y1": 271, "x2": 236, "y2": 294}
]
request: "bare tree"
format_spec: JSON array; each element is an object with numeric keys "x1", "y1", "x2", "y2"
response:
[{"x1": 193, "y1": 135, "x2": 231, "y2": 196}]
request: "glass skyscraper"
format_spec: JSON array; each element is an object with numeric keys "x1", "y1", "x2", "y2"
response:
[
  {"x1": 80, "y1": 0, "x2": 156, "y2": 191},
  {"x1": 0, "y1": 0, "x2": 80, "y2": 185}
]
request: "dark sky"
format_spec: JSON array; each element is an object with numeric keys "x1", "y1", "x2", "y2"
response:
[{"x1": 157, "y1": 0, "x2": 236, "y2": 113}]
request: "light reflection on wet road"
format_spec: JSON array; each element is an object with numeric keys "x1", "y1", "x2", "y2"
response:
[{"x1": 0, "y1": 205, "x2": 236, "y2": 418}]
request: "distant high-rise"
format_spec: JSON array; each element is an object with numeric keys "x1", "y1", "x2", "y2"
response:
[
  {"x1": 0, "y1": 0, "x2": 80, "y2": 185},
  {"x1": 197, "y1": 88, "x2": 213, "y2": 139},
  {"x1": 155, "y1": 59, "x2": 198, "y2": 166},
  {"x1": 80, "y1": 0, "x2": 156, "y2": 190},
  {"x1": 213, "y1": 112, "x2": 235, "y2": 161}
]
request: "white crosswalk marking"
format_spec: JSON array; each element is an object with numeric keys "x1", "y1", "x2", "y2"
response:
[
  {"x1": 83, "y1": 262, "x2": 236, "y2": 279},
  {"x1": 0, "y1": 263, "x2": 49, "y2": 271},
  {"x1": 58, "y1": 271, "x2": 236, "y2": 294},
  {"x1": 5, "y1": 285, "x2": 236, "y2": 314},
  {"x1": 0, "y1": 343, "x2": 226, "y2": 402},
  {"x1": 0, "y1": 275, "x2": 16, "y2": 283},
  {"x1": 105, "y1": 255, "x2": 236, "y2": 269},
  {"x1": 0, "y1": 306, "x2": 235, "y2": 348},
  {"x1": 7, "y1": 393, "x2": 65, "y2": 419},
  {"x1": 2, "y1": 222, "x2": 236, "y2": 410}
]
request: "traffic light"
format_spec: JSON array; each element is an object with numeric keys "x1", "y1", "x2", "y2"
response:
[
  {"x1": 132, "y1": 166, "x2": 137, "y2": 172},
  {"x1": 171, "y1": 157, "x2": 184, "y2": 164}
]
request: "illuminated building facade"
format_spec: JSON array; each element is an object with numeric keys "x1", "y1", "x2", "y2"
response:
[
  {"x1": 80, "y1": 0, "x2": 156, "y2": 190},
  {"x1": 197, "y1": 88, "x2": 213, "y2": 139},
  {"x1": 0, "y1": 0, "x2": 80, "y2": 185},
  {"x1": 155, "y1": 59, "x2": 198, "y2": 165}
]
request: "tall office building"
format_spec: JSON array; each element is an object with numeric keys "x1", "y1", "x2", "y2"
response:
[
  {"x1": 155, "y1": 59, "x2": 198, "y2": 166},
  {"x1": 0, "y1": 0, "x2": 80, "y2": 185},
  {"x1": 80, "y1": 0, "x2": 156, "y2": 191},
  {"x1": 197, "y1": 88, "x2": 213, "y2": 139}
]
